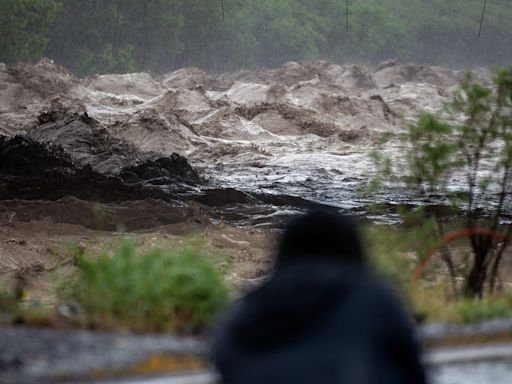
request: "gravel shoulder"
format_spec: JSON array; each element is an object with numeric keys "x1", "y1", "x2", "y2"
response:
[{"x1": 2, "y1": 319, "x2": 512, "y2": 383}]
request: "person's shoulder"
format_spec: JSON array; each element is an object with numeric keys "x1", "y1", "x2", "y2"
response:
[
  {"x1": 349, "y1": 275, "x2": 411, "y2": 319},
  {"x1": 357, "y1": 273, "x2": 402, "y2": 298}
]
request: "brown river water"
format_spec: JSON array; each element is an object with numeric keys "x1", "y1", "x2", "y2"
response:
[{"x1": 0, "y1": 59, "x2": 499, "y2": 227}]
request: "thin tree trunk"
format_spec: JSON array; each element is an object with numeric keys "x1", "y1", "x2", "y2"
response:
[
  {"x1": 435, "y1": 218, "x2": 458, "y2": 297},
  {"x1": 465, "y1": 238, "x2": 489, "y2": 297},
  {"x1": 489, "y1": 225, "x2": 512, "y2": 293}
]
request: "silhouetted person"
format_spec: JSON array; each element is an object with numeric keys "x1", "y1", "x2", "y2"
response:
[{"x1": 212, "y1": 211, "x2": 426, "y2": 384}]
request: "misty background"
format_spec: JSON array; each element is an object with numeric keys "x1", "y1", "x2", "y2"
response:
[{"x1": 1, "y1": 0, "x2": 511, "y2": 76}]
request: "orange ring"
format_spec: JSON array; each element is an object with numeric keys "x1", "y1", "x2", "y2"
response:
[{"x1": 411, "y1": 228, "x2": 506, "y2": 289}]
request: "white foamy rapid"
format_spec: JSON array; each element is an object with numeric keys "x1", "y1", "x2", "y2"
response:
[{"x1": 0, "y1": 59, "x2": 495, "y2": 218}]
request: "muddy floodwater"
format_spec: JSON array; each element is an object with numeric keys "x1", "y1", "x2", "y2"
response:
[
  {"x1": 0, "y1": 59, "x2": 498, "y2": 227},
  {"x1": 0, "y1": 58, "x2": 504, "y2": 312}
]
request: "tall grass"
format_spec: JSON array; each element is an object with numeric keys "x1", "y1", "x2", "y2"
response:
[{"x1": 366, "y1": 222, "x2": 512, "y2": 324}]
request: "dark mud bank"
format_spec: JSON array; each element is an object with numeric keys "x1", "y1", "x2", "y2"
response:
[
  {"x1": 0, "y1": 112, "x2": 334, "y2": 228},
  {"x1": 0, "y1": 137, "x2": 197, "y2": 203}
]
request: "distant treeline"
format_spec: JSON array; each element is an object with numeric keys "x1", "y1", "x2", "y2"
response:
[{"x1": 1, "y1": 0, "x2": 511, "y2": 76}]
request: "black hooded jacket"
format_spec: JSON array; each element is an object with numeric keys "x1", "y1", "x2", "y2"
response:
[{"x1": 212, "y1": 212, "x2": 427, "y2": 384}]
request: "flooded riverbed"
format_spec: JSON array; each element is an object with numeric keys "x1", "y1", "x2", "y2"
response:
[{"x1": 0, "y1": 59, "x2": 497, "y2": 226}]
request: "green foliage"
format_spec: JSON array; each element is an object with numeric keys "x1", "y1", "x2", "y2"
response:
[
  {"x1": 3, "y1": 1, "x2": 512, "y2": 74},
  {"x1": 239, "y1": 0, "x2": 324, "y2": 68},
  {"x1": 375, "y1": 68, "x2": 512, "y2": 215},
  {"x1": 0, "y1": 289, "x2": 19, "y2": 317},
  {"x1": 365, "y1": 221, "x2": 512, "y2": 324},
  {"x1": 0, "y1": 288, "x2": 53, "y2": 326},
  {"x1": 77, "y1": 44, "x2": 136, "y2": 75},
  {"x1": 46, "y1": 0, "x2": 184, "y2": 76},
  {"x1": 404, "y1": 113, "x2": 458, "y2": 194},
  {"x1": 369, "y1": 68, "x2": 512, "y2": 298},
  {"x1": 0, "y1": 0, "x2": 61, "y2": 65},
  {"x1": 59, "y1": 240, "x2": 228, "y2": 331},
  {"x1": 366, "y1": 211, "x2": 440, "y2": 290},
  {"x1": 457, "y1": 296, "x2": 512, "y2": 324},
  {"x1": 366, "y1": 227, "x2": 414, "y2": 291}
]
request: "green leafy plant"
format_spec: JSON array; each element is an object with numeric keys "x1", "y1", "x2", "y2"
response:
[
  {"x1": 366, "y1": 211, "x2": 440, "y2": 291},
  {"x1": 77, "y1": 44, "x2": 136, "y2": 76},
  {"x1": 369, "y1": 69, "x2": 512, "y2": 298},
  {"x1": 365, "y1": 221, "x2": 512, "y2": 324},
  {"x1": 59, "y1": 240, "x2": 228, "y2": 331},
  {"x1": 0, "y1": 289, "x2": 19, "y2": 319},
  {"x1": 0, "y1": 0, "x2": 61, "y2": 64},
  {"x1": 457, "y1": 295, "x2": 512, "y2": 324},
  {"x1": 0, "y1": 287, "x2": 53, "y2": 326}
]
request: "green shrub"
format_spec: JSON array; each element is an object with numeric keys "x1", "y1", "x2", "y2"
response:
[
  {"x1": 366, "y1": 227, "x2": 414, "y2": 291},
  {"x1": 365, "y1": 214, "x2": 440, "y2": 291},
  {"x1": 0, "y1": 289, "x2": 18, "y2": 318},
  {"x1": 0, "y1": 0, "x2": 61, "y2": 65},
  {"x1": 59, "y1": 241, "x2": 228, "y2": 331},
  {"x1": 368, "y1": 69, "x2": 512, "y2": 298},
  {"x1": 0, "y1": 288, "x2": 53, "y2": 326},
  {"x1": 457, "y1": 297, "x2": 512, "y2": 324},
  {"x1": 77, "y1": 44, "x2": 136, "y2": 76}
]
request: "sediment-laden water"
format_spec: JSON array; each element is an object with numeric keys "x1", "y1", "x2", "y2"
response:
[{"x1": 0, "y1": 59, "x2": 495, "y2": 226}]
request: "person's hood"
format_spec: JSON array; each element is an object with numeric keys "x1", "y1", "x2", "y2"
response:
[{"x1": 227, "y1": 260, "x2": 364, "y2": 350}]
